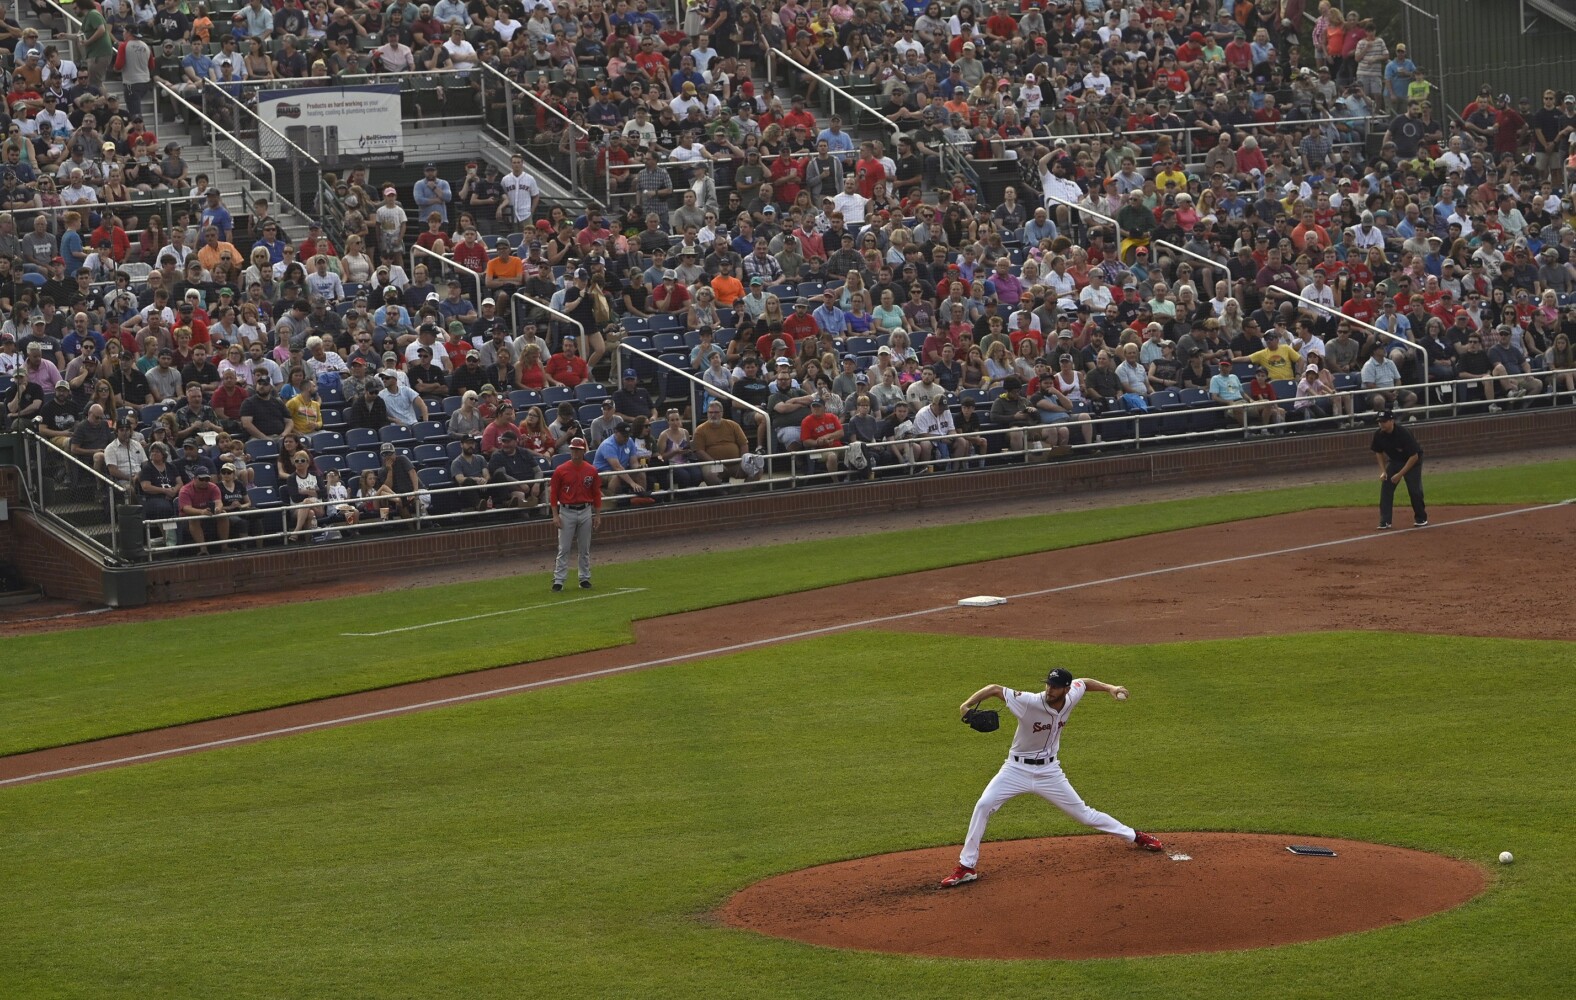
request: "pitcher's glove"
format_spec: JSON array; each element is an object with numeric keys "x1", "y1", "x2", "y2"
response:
[{"x1": 962, "y1": 708, "x2": 1000, "y2": 733}]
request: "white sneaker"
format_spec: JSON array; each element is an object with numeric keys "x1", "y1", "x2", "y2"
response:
[
  {"x1": 1488, "y1": 404, "x2": 1503, "y2": 413},
  {"x1": 1508, "y1": 388, "x2": 1526, "y2": 399}
]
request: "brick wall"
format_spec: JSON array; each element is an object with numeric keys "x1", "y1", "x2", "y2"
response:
[{"x1": 3, "y1": 409, "x2": 1571, "y2": 606}]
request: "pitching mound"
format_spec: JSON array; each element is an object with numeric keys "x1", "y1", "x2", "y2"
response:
[{"x1": 718, "y1": 833, "x2": 1487, "y2": 959}]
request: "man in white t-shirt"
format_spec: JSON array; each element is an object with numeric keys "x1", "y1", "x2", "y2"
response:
[
  {"x1": 500, "y1": 154, "x2": 540, "y2": 223},
  {"x1": 831, "y1": 176, "x2": 869, "y2": 225},
  {"x1": 941, "y1": 668, "x2": 1165, "y2": 887}
]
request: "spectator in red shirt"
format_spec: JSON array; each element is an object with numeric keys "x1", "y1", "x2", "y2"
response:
[
  {"x1": 176, "y1": 468, "x2": 229, "y2": 551},
  {"x1": 480, "y1": 403, "x2": 520, "y2": 454},
  {"x1": 211, "y1": 368, "x2": 249, "y2": 430},
  {"x1": 854, "y1": 143, "x2": 886, "y2": 199},
  {"x1": 652, "y1": 270, "x2": 690, "y2": 313},
  {"x1": 452, "y1": 227, "x2": 489, "y2": 273},
  {"x1": 783, "y1": 300, "x2": 818, "y2": 343},
  {"x1": 984, "y1": 5, "x2": 1017, "y2": 37},
  {"x1": 798, "y1": 396, "x2": 844, "y2": 474},
  {"x1": 415, "y1": 212, "x2": 450, "y2": 252},
  {"x1": 780, "y1": 95, "x2": 817, "y2": 133},
  {"x1": 546, "y1": 337, "x2": 590, "y2": 388}
]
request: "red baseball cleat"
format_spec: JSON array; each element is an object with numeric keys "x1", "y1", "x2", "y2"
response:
[
  {"x1": 1133, "y1": 831, "x2": 1165, "y2": 852},
  {"x1": 940, "y1": 865, "x2": 978, "y2": 887}
]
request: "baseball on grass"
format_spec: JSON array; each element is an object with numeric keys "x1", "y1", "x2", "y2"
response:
[
  {"x1": 1115, "y1": 691, "x2": 1128, "y2": 701},
  {"x1": 1499, "y1": 851, "x2": 1514, "y2": 864}
]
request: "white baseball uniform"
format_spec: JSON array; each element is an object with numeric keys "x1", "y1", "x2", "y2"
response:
[{"x1": 958, "y1": 680, "x2": 1136, "y2": 868}]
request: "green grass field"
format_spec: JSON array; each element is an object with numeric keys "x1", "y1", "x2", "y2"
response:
[
  {"x1": 3, "y1": 458, "x2": 1575, "y2": 756},
  {"x1": 2, "y1": 631, "x2": 1571, "y2": 999}
]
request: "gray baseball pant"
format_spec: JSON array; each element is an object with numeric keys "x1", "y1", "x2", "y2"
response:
[{"x1": 553, "y1": 505, "x2": 594, "y2": 585}]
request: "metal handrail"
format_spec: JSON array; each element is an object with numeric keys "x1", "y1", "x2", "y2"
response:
[
  {"x1": 411, "y1": 244, "x2": 485, "y2": 312},
  {"x1": 617, "y1": 342, "x2": 770, "y2": 423},
  {"x1": 767, "y1": 47, "x2": 901, "y2": 135},
  {"x1": 1151, "y1": 238, "x2": 1428, "y2": 397},
  {"x1": 480, "y1": 63, "x2": 587, "y2": 138},
  {"x1": 197, "y1": 80, "x2": 322, "y2": 167},
  {"x1": 512, "y1": 291, "x2": 586, "y2": 356},
  {"x1": 153, "y1": 80, "x2": 280, "y2": 205},
  {"x1": 18, "y1": 429, "x2": 121, "y2": 559},
  {"x1": 1042, "y1": 191, "x2": 1122, "y2": 250}
]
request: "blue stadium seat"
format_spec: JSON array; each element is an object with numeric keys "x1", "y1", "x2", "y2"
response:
[
  {"x1": 508, "y1": 389, "x2": 543, "y2": 410},
  {"x1": 652, "y1": 313, "x2": 686, "y2": 334},
  {"x1": 379, "y1": 424, "x2": 416, "y2": 446},
  {"x1": 621, "y1": 316, "x2": 653, "y2": 336},
  {"x1": 347, "y1": 450, "x2": 381, "y2": 475},
  {"x1": 308, "y1": 430, "x2": 347, "y2": 455},
  {"x1": 315, "y1": 454, "x2": 347, "y2": 476},
  {"x1": 320, "y1": 407, "x2": 346, "y2": 431},
  {"x1": 413, "y1": 443, "x2": 449, "y2": 468},
  {"x1": 140, "y1": 403, "x2": 172, "y2": 424},
  {"x1": 346, "y1": 427, "x2": 380, "y2": 452},
  {"x1": 574, "y1": 382, "x2": 609, "y2": 404},
  {"x1": 244, "y1": 438, "x2": 279, "y2": 461},
  {"x1": 576, "y1": 403, "x2": 602, "y2": 425},
  {"x1": 653, "y1": 332, "x2": 687, "y2": 353},
  {"x1": 411, "y1": 420, "x2": 447, "y2": 443},
  {"x1": 318, "y1": 383, "x2": 346, "y2": 406},
  {"x1": 542, "y1": 386, "x2": 574, "y2": 407},
  {"x1": 441, "y1": 395, "x2": 465, "y2": 415},
  {"x1": 248, "y1": 462, "x2": 277, "y2": 489}
]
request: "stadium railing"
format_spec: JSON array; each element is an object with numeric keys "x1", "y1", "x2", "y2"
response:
[
  {"x1": 478, "y1": 63, "x2": 590, "y2": 204},
  {"x1": 510, "y1": 290, "x2": 587, "y2": 356},
  {"x1": 17, "y1": 358, "x2": 1572, "y2": 562},
  {"x1": 1151, "y1": 238, "x2": 1431, "y2": 400},
  {"x1": 411, "y1": 244, "x2": 485, "y2": 313},
  {"x1": 152, "y1": 80, "x2": 311, "y2": 222}
]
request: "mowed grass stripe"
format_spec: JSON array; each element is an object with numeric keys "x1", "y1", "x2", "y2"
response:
[
  {"x1": 0, "y1": 632, "x2": 1570, "y2": 999},
  {"x1": 1, "y1": 459, "x2": 1573, "y2": 756}
]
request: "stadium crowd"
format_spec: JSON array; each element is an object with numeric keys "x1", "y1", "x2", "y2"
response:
[{"x1": 4, "y1": 0, "x2": 1576, "y2": 550}]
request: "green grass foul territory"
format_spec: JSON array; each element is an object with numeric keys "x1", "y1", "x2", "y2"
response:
[{"x1": 0, "y1": 457, "x2": 1572, "y2": 755}]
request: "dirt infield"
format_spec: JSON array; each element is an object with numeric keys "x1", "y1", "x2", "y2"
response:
[
  {"x1": 717, "y1": 833, "x2": 1487, "y2": 959},
  {"x1": 1, "y1": 503, "x2": 1570, "y2": 787}
]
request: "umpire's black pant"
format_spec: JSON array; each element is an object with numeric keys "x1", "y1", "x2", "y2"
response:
[{"x1": 1379, "y1": 460, "x2": 1427, "y2": 525}]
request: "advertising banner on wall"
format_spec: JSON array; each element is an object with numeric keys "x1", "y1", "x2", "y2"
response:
[{"x1": 257, "y1": 85, "x2": 404, "y2": 166}]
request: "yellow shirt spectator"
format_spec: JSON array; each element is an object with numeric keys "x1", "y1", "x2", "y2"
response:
[{"x1": 1248, "y1": 344, "x2": 1301, "y2": 380}]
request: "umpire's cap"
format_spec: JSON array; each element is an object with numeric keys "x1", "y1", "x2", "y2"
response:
[{"x1": 1046, "y1": 668, "x2": 1074, "y2": 689}]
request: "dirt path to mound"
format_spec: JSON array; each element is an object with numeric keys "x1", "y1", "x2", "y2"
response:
[
  {"x1": 718, "y1": 833, "x2": 1487, "y2": 959},
  {"x1": 1, "y1": 503, "x2": 1569, "y2": 787}
]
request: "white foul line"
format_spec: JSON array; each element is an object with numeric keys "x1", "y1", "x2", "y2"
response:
[
  {"x1": 3, "y1": 499, "x2": 1569, "y2": 789},
  {"x1": 339, "y1": 587, "x2": 647, "y2": 636}
]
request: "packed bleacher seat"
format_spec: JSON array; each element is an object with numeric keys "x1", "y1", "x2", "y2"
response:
[{"x1": 6, "y1": 0, "x2": 1576, "y2": 555}]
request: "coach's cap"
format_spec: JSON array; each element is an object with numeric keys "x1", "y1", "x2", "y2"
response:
[
  {"x1": 568, "y1": 436, "x2": 588, "y2": 450},
  {"x1": 1377, "y1": 408, "x2": 1397, "y2": 422},
  {"x1": 1046, "y1": 667, "x2": 1074, "y2": 688},
  {"x1": 380, "y1": 441, "x2": 397, "y2": 454}
]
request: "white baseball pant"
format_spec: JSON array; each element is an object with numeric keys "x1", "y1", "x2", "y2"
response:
[
  {"x1": 959, "y1": 759, "x2": 1135, "y2": 868},
  {"x1": 553, "y1": 504, "x2": 594, "y2": 586}
]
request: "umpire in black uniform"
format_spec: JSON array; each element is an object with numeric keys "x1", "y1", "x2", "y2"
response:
[{"x1": 1371, "y1": 409, "x2": 1428, "y2": 529}]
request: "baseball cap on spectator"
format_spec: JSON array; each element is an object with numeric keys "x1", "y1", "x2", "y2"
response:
[
  {"x1": 855, "y1": 372, "x2": 869, "y2": 384},
  {"x1": 479, "y1": 384, "x2": 497, "y2": 395},
  {"x1": 195, "y1": 467, "x2": 213, "y2": 479},
  {"x1": 877, "y1": 345, "x2": 892, "y2": 355},
  {"x1": 811, "y1": 396, "x2": 825, "y2": 407},
  {"x1": 774, "y1": 356, "x2": 792, "y2": 367},
  {"x1": 574, "y1": 268, "x2": 590, "y2": 280},
  {"x1": 1218, "y1": 356, "x2": 1233, "y2": 367},
  {"x1": 380, "y1": 369, "x2": 398, "y2": 380},
  {"x1": 481, "y1": 297, "x2": 495, "y2": 306},
  {"x1": 1378, "y1": 409, "x2": 1396, "y2": 421},
  {"x1": 613, "y1": 421, "x2": 632, "y2": 434},
  {"x1": 380, "y1": 442, "x2": 397, "y2": 454},
  {"x1": 350, "y1": 357, "x2": 366, "y2": 367},
  {"x1": 465, "y1": 350, "x2": 480, "y2": 360},
  {"x1": 623, "y1": 368, "x2": 638, "y2": 379},
  {"x1": 425, "y1": 292, "x2": 440, "y2": 302},
  {"x1": 56, "y1": 379, "x2": 71, "y2": 390},
  {"x1": 183, "y1": 439, "x2": 199, "y2": 450},
  {"x1": 750, "y1": 276, "x2": 764, "y2": 285},
  {"x1": 569, "y1": 437, "x2": 588, "y2": 450}
]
